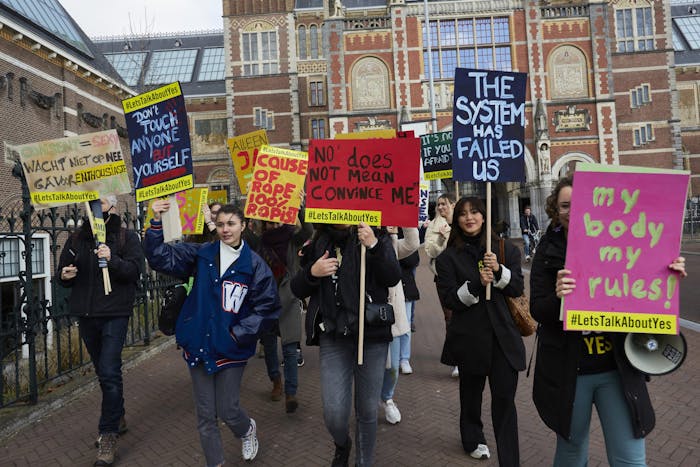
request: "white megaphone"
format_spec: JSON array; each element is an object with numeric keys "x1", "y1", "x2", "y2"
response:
[{"x1": 623, "y1": 332, "x2": 687, "y2": 376}]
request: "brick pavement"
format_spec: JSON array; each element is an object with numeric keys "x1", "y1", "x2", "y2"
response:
[{"x1": 1, "y1": 252, "x2": 699, "y2": 466}]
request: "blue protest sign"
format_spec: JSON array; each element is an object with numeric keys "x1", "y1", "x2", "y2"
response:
[
  {"x1": 122, "y1": 82, "x2": 194, "y2": 202},
  {"x1": 452, "y1": 69, "x2": 526, "y2": 183}
]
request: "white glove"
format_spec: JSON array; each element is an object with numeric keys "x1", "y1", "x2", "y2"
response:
[{"x1": 457, "y1": 281, "x2": 480, "y2": 306}]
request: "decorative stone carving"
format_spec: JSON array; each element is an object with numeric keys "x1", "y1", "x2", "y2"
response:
[
  {"x1": 553, "y1": 105, "x2": 591, "y2": 132},
  {"x1": 77, "y1": 103, "x2": 105, "y2": 129},
  {"x1": 29, "y1": 89, "x2": 55, "y2": 110},
  {"x1": 331, "y1": 0, "x2": 344, "y2": 18},
  {"x1": 549, "y1": 45, "x2": 588, "y2": 99},
  {"x1": 356, "y1": 116, "x2": 391, "y2": 131},
  {"x1": 352, "y1": 57, "x2": 389, "y2": 110}
]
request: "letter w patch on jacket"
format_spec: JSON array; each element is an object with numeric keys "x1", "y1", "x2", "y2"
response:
[{"x1": 222, "y1": 281, "x2": 248, "y2": 313}]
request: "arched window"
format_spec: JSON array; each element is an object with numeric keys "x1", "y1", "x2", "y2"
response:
[
  {"x1": 298, "y1": 25, "x2": 307, "y2": 59},
  {"x1": 241, "y1": 21, "x2": 278, "y2": 75},
  {"x1": 310, "y1": 25, "x2": 319, "y2": 59}
]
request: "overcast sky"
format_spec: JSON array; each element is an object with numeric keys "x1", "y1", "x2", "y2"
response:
[{"x1": 60, "y1": 0, "x2": 224, "y2": 38}]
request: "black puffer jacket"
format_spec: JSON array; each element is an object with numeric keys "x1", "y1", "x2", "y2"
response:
[
  {"x1": 291, "y1": 226, "x2": 401, "y2": 346},
  {"x1": 56, "y1": 214, "x2": 143, "y2": 318},
  {"x1": 530, "y1": 224, "x2": 655, "y2": 439}
]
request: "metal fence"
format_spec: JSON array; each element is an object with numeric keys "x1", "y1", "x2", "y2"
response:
[
  {"x1": 685, "y1": 198, "x2": 700, "y2": 239},
  {"x1": 0, "y1": 162, "x2": 175, "y2": 408}
]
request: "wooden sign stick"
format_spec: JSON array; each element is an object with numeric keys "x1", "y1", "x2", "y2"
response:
[
  {"x1": 486, "y1": 182, "x2": 492, "y2": 300},
  {"x1": 84, "y1": 201, "x2": 112, "y2": 295},
  {"x1": 357, "y1": 244, "x2": 367, "y2": 365}
]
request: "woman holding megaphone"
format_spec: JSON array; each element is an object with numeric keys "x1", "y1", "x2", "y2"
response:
[{"x1": 530, "y1": 175, "x2": 688, "y2": 467}]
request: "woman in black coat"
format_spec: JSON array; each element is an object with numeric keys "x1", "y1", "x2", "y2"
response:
[
  {"x1": 530, "y1": 175, "x2": 688, "y2": 466},
  {"x1": 436, "y1": 197, "x2": 525, "y2": 466},
  {"x1": 291, "y1": 222, "x2": 400, "y2": 467}
]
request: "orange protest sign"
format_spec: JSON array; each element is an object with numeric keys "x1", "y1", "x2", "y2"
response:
[
  {"x1": 228, "y1": 129, "x2": 268, "y2": 194},
  {"x1": 244, "y1": 146, "x2": 308, "y2": 225}
]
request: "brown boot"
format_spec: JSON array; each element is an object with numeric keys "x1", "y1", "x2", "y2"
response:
[
  {"x1": 285, "y1": 394, "x2": 298, "y2": 413},
  {"x1": 270, "y1": 375, "x2": 283, "y2": 401},
  {"x1": 94, "y1": 432, "x2": 118, "y2": 466}
]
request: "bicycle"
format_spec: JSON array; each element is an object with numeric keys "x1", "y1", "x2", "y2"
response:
[{"x1": 530, "y1": 230, "x2": 543, "y2": 255}]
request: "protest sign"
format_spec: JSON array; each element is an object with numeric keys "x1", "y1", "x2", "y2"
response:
[
  {"x1": 421, "y1": 131, "x2": 453, "y2": 180},
  {"x1": 418, "y1": 180, "x2": 430, "y2": 225},
  {"x1": 228, "y1": 129, "x2": 268, "y2": 194},
  {"x1": 563, "y1": 164, "x2": 690, "y2": 335},
  {"x1": 122, "y1": 82, "x2": 193, "y2": 202},
  {"x1": 244, "y1": 146, "x2": 307, "y2": 225},
  {"x1": 306, "y1": 138, "x2": 420, "y2": 227},
  {"x1": 335, "y1": 129, "x2": 396, "y2": 140},
  {"x1": 13, "y1": 129, "x2": 131, "y2": 209},
  {"x1": 144, "y1": 186, "x2": 210, "y2": 235},
  {"x1": 452, "y1": 69, "x2": 526, "y2": 183},
  {"x1": 87, "y1": 199, "x2": 111, "y2": 295}
]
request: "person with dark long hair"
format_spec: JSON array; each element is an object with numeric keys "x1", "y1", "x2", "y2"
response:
[
  {"x1": 530, "y1": 175, "x2": 688, "y2": 466},
  {"x1": 424, "y1": 193, "x2": 460, "y2": 377},
  {"x1": 435, "y1": 197, "x2": 525, "y2": 466}
]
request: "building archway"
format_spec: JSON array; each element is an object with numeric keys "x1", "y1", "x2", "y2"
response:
[{"x1": 551, "y1": 151, "x2": 595, "y2": 179}]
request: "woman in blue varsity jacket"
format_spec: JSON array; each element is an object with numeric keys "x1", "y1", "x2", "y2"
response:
[{"x1": 143, "y1": 200, "x2": 280, "y2": 467}]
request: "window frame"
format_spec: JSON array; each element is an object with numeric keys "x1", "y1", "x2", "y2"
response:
[
  {"x1": 309, "y1": 79, "x2": 325, "y2": 106},
  {"x1": 423, "y1": 16, "x2": 513, "y2": 79},
  {"x1": 242, "y1": 25, "x2": 279, "y2": 76},
  {"x1": 310, "y1": 118, "x2": 326, "y2": 139},
  {"x1": 615, "y1": 5, "x2": 655, "y2": 53}
]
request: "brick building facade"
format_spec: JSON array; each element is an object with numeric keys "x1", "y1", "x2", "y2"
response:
[
  {"x1": 0, "y1": 2, "x2": 134, "y2": 210},
  {"x1": 222, "y1": 0, "x2": 686, "y2": 232}
]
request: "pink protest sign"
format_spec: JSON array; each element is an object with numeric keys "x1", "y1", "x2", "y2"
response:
[{"x1": 563, "y1": 164, "x2": 689, "y2": 335}]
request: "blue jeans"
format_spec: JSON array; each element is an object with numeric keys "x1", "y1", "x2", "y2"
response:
[
  {"x1": 189, "y1": 364, "x2": 250, "y2": 467},
  {"x1": 554, "y1": 370, "x2": 646, "y2": 467},
  {"x1": 319, "y1": 334, "x2": 388, "y2": 467},
  {"x1": 381, "y1": 301, "x2": 413, "y2": 401},
  {"x1": 79, "y1": 316, "x2": 129, "y2": 434},
  {"x1": 399, "y1": 301, "x2": 413, "y2": 362},
  {"x1": 282, "y1": 341, "x2": 298, "y2": 395},
  {"x1": 522, "y1": 233, "x2": 532, "y2": 256},
  {"x1": 381, "y1": 337, "x2": 400, "y2": 401}
]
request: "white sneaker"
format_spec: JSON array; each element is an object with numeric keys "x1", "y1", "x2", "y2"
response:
[
  {"x1": 241, "y1": 418, "x2": 258, "y2": 461},
  {"x1": 470, "y1": 444, "x2": 490, "y2": 460},
  {"x1": 382, "y1": 399, "x2": 402, "y2": 424},
  {"x1": 451, "y1": 366, "x2": 459, "y2": 378},
  {"x1": 399, "y1": 360, "x2": 413, "y2": 375}
]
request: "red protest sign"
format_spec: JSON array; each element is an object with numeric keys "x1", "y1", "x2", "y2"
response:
[{"x1": 305, "y1": 138, "x2": 420, "y2": 227}]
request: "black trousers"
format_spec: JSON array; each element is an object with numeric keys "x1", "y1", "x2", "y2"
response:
[{"x1": 458, "y1": 336, "x2": 520, "y2": 467}]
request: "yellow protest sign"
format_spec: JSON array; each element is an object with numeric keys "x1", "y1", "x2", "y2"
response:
[
  {"x1": 228, "y1": 129, "x2": 268, "y2": 194},
  {"x1": 334, "y1": 129, "x2": 397, "y2": 140},
  {"x1": 244, "y1": 146, "x2": 307, "y2": 225},
  {"x1": 144, "y1": 186, "x2": 210, "y2": 235},
  {"x1": 12, "y1": 130, "x2": 131, "y2": 209}
]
